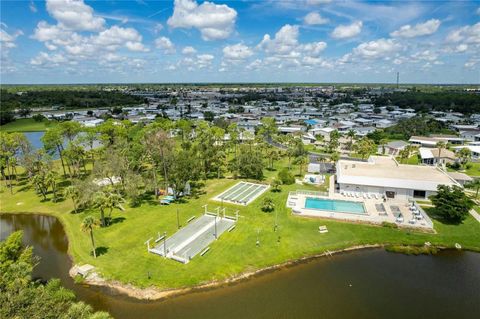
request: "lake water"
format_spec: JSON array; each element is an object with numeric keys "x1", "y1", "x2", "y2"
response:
[{"x1": 1, "y1": 213, "x2": 479, "y2": 319}]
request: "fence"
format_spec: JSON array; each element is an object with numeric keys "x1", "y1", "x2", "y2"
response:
[{"x1": 289, "y1": 190, "x2": 329, "y2": 197}]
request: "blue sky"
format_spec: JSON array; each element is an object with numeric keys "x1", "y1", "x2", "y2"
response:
[{"x1": 1, "y1": 0, "x2": 479, "y2": 84}]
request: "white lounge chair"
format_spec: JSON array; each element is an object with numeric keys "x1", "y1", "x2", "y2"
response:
[
  {"x1": 318, "y1": 225, "x2": 329, "y2": 234},
  {"x1": 363, "y1": 193, "x2": 367, "y2": 199},
  {"x1": 374, "y1": 194, "x2": 379, "y2": 200}
]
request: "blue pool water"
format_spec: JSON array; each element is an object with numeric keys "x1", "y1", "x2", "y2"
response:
[{"x1": 304, "y1": 198, "x2": 366, "y2": 214}]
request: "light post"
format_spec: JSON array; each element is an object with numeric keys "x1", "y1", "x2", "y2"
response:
[
  {"x1": 163, "y1": 231, "x2": 167, "y2": 257},
  {"x1": 176, "y1": 208, "x2": 180, "y2": 229}
]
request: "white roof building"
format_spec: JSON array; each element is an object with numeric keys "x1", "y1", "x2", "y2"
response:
[{"x1": 336, "y1": 156, "x2": 460, "y2": 200}]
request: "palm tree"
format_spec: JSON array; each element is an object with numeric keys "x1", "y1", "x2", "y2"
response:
[
  {"x1": 330, "y1": 152, "x2": 340, "y2": 170},
  {"x1": 436, "y1": 141, "x2": 446, "y2": 166},
  {"x1": 379, "y1": 138, "x2": 388, "y2": 155},
  {"x1": 81, "y1": 216, "x2": 100, "y2": 258},
  {"x1": 64, "y1": 185, "x2": 79, "y2": 213},
  {"x1": 347, "y1": 129, "x2": 356, "y2": 151}
]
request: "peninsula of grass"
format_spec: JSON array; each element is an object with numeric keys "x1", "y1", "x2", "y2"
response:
[
  {"x1": 0, "y1": 118, "x2": 57, "y2": 132},
  {"x1": 1, "y1": 165, "x2": 479, "y2": 292}
]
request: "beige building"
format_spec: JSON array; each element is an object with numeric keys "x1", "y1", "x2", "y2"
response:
[{"x1": 336, "y1": 156, "x2": 461, "y2": 200}]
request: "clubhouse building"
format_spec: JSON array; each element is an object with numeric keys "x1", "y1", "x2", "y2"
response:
[{"x1": 336, "y1": 156, "x2": 461, "y2": 200}]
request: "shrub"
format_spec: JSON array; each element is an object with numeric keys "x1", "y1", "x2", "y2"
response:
[
  {"x1": 261, "y1": 197, "x2": 275, "y2": 212},
  {"x1": 32, "y1": 114, "x2": 46, "y2": 122},
  {"x1": 278, "y1": 168, "x2": 295, "y2": 185}
]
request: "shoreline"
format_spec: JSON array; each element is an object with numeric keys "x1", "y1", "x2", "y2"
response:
[
  {"x1": 2, "y1": 211, "x2": 478, "y2": 302},
  {"x1": 70, "y1": 244, "x2": 383, "y2": 301}
]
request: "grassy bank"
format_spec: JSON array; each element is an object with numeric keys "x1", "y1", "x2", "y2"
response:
[
  {"x1": 0, "y1": 118, "x2": 57, "y2": 132},
  {"x1": 1, "y1": 165, "x2": 479, "y2": 291}
]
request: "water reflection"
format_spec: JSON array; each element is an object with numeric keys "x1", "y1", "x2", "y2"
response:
[{"x1": 1, "y1": 213, "x2": 479, "y2": 319}]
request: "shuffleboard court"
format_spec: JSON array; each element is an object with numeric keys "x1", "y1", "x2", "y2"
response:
[
  {"x1": 212, "y1": 181, "x2": 270, "y2": 206},
  {"x1": 148, "y1": 214, "x2": 236, "y2": 264}
]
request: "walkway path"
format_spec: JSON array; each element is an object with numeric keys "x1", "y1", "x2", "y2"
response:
[{"x1": 469, "y1": 209, "x2": 480, "y2": 224}]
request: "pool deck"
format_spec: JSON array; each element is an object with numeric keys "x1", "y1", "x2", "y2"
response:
[{"x1": 287, "y1": 190, "x2": 434, "y2": 230}]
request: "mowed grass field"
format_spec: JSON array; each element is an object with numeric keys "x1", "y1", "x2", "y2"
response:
[
  {"x1": 0, "y1": 118, "x2": 58, "y2": 132},
  {"x1": 1, "y1": 158, "x2": 479, "y2": 290}
]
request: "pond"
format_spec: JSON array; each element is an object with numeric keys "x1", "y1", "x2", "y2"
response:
[{"x1": 1, "y1": 213, "x2": 479, "y2": 319}]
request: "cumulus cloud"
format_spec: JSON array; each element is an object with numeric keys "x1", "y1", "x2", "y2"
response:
[
  {"x1": 331, "y1": 21, "x2": 362, "y2": 39},
  {"x1": 46, "y1": 0, "x2": 105, "y2": 31},
  {"x1": 258, "y1": 24, "x2": 300, "y2": 57},
  {"x1": 223, "y1": 43, "x2": 253, "y2": 60},
  {"x1": 390, "y1": 19, "x2": 440, "y2": 38},
  {"x1": 30, "y1": 51, "x2": 69, "y2": 66},
  {"x1": 446, "y1": 22, "x2": 480, "y2": 44},
  {"x1": 352, "y1": 38, "x2": 402, "y2": 59},
  {"x1": 167, "y1": 0, "x2": 237, "y2": 41},
  {"x1": 155, "y1": 36, "x2": 176, "y2": 54},
  {"x1": 196, "y1": 54, "x2": 214, "y2": 68},
  {"x1": 303, "y1": 12, "x2": 329, "y2": 25},
  {"x1": 182, "y1": 46, "x2": 197, "y2": 55}
]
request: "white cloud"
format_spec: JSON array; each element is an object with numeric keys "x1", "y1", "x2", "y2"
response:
[
  {"x1": 410, "y1": 50, "x2": 438, "y2": 62},
  {"x1": 301, "y1": 42, "x2": 327, "y2": 57},
  {"x1": 258, "y1": 24, "x2": 300, "y2": 56},
  {"x1": 246, "y1": 59, "x2": 262, "y2": 70},
  {"x1": 331, "y1": 21, "x2": 362, "y2": 39},
  {"x1": 93, "y1": 26, "x2": 148, "y2": 52},
  {"x1": 390, "y1": 19, "x2": 440, "y2": 38},
  {"x1": 0, "y1": 27, "x2": 23, "y2": 49},
  {"x1": 155, "y1": 36, "x2": 176, "y2": 54},
  {"x1": 352, "y1": 38, "x2": 402, "y2": 59},
  {"x1": 167, "y1": 0, "x2": 237, "y2": 41},
  {"x1": 30, "y1": 51, "x2": 68, "y2": 66},
  {"x1": 46, "y1": 0, "x2": 105, "y2": 31},
  {"x1": 182, "y1": 46, "x2": 197, "y2": 55},
  {"x1": 223, "y1": 43, "x2": 253, "y2": 60},
  {"x1": 303, "y1": 12, "x2": 329, "y2": 25},
  {"x1": 196, "y1": 54, "x2": 214, "y2": 68},
  {"x1": 29, "y1": 1, "x2": 37, "y2": 13},
  {"x1": 446, "y1": 22, "x2": 480, "y2": 44}
]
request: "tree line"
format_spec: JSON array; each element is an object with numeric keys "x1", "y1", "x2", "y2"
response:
[{"x1": 0, "y1": 90, "x2": 144, "y2": 125}]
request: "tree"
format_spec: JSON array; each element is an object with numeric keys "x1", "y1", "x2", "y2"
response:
[
  {"x1": 294, "y1": 155, "x2": 308, "y2": 176},
  {"x1": 169, "y1": 149, "x2": 199, "y2": 198},
  {"x1": 81, "y1": 216, "x2": 100, "y2": 258},
  {"x1": 436, "y1": 141, "x2": 446, "y2": 166},
  {"x1": 0, "y1": 231, "x2": 112, "y2": 319},
  {"x1": 328, "y1": 130, "x2": 340, "y2": 153},
  {"x1": 271, "y1": 178, "x2": 282, "y2": 192},
  {"x1": 230, "y1": 145, "x2": 264, "y2": 179},
  {"x1": 346, "y1": 129, "x2": 356, "y2": 150},
  {"x1": 278, "y1": 168, "x2": 295, "y2": 185},
  {"x1": 330, "y1": 152, "x2": 340, "y2": 170},
  {"x1": 93, "y1": 190, "x2": 124, "y2": 227},
  {"x1": 457, "y1": 147, "x2": 472, "y2": 168},
  {"x1": 465, "y1": 178, "x2": 480, "y2": 199},
  {"x1": 261, "y1": 197, "x2": 275, "y2": 212},
  {"x1": 64, "y1": 185, "x2": 79, "y2": 213},
  {"x1": 354, "y1": 137, "x2": 377, "y2": 159},
  {"x1": 42, "y1": 127, "x2": 68, "y2": 176},
  {"x1": 430, "y1": 185, "x2": 474, "y2": 223},
  {"x1": 259, "y1": 117, "x2": 278, "y2": 140}
]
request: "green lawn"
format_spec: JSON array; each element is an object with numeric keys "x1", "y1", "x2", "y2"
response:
[
  {"x1": 1, "y1": 162, "x2": 479, "y2": 291},
  {"x1": 0, "y1": 118, "x2": 57, "y2": 132}
]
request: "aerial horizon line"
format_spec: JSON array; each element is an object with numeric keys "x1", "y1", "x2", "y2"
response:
[{"x1": 1, "y1": 82, "x2": 479, "y2": 86}]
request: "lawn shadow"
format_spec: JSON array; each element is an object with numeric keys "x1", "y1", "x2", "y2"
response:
[
  {"x1": 107, "y1": 216, "x2": 126, "y2": 225},
  {"x1": 94, "y1": 246, "x2": 109, "y2": 257}
]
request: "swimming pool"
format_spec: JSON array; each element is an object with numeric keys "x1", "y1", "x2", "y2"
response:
[{"x1": 304, "y1": 198, "x2": 366, "y2": 215}]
